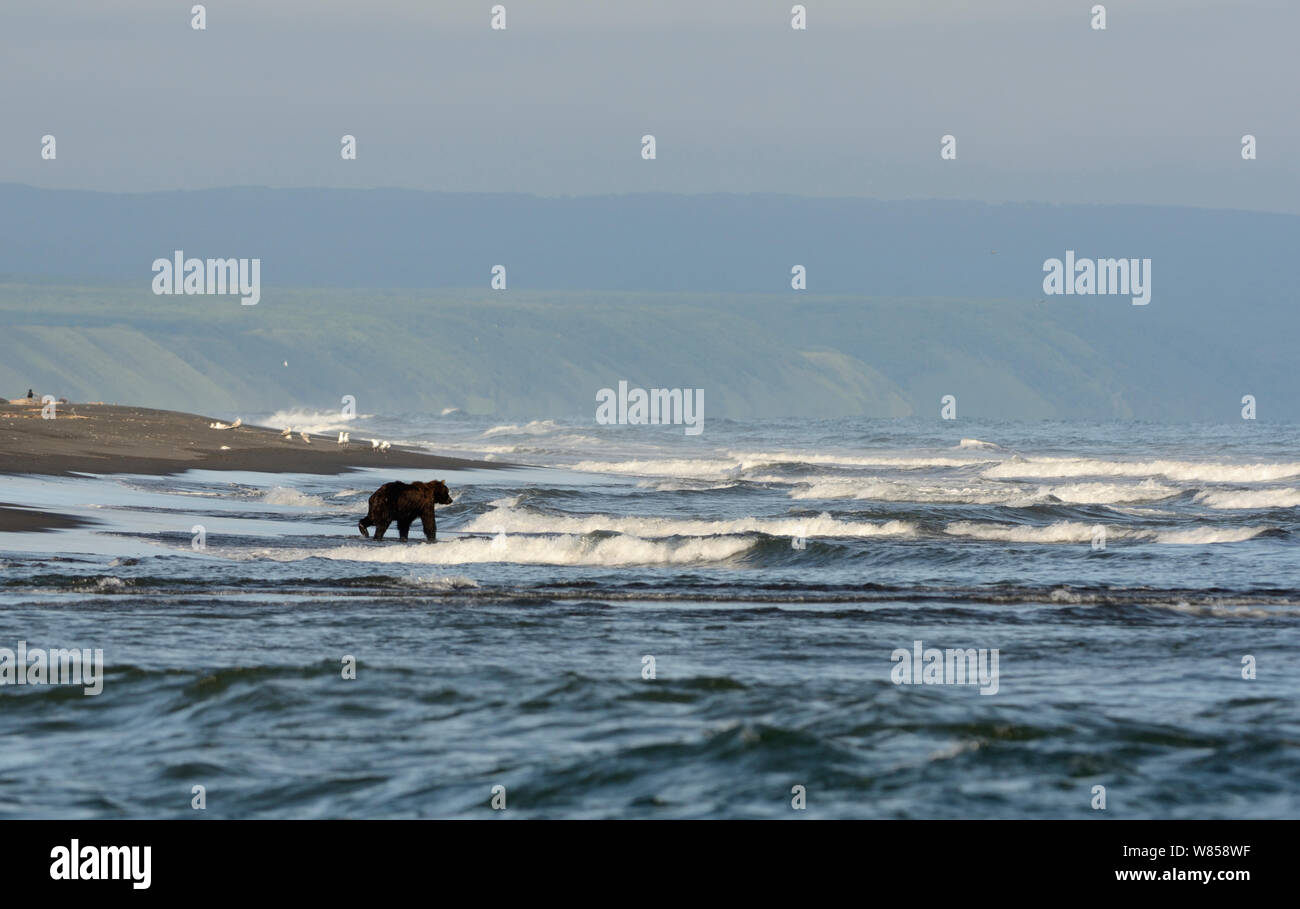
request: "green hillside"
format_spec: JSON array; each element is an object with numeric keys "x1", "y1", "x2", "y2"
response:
[{"x1": 0, "y1": 282, "x2": 1269, "y2": 422}]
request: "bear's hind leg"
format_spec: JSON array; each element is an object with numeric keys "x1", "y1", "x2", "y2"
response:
[
  {"x1": 372, "y1": 521, "x2": 390, "y2": 540},
  {"x1": 359, "y1": 515, "x2": 373, "y2": 538}
]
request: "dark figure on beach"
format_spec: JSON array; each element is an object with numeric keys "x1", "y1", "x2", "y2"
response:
[
  {"x1": 26, "y1": 389, "x2": 33, "y2": 399},
  {"x1": 358, "y1": 480, "x2": 453, "y2": 541}
]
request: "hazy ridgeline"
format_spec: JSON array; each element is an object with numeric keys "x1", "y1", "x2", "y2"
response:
[{"x1": 0, "y1": 185, "x2": 1295, "y2": 421}]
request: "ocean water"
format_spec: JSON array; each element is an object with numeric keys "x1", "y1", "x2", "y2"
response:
[{"x1": 2, "y1": 413, "x2": 1299, "y2": 819}]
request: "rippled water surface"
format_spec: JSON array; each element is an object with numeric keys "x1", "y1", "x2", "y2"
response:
[{"x1": 2, "y1": 415, "x2": 1298, "y2": 817}]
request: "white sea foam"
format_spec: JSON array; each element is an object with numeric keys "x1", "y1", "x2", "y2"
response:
[
  {"x1": 983, "y1": 457, "x2": 1300, "y2": 484},
  {"x1": 1153, "y1": 526, "x2": 1268, "y2": 544},
  {"x1": 572, "y1": 458, "x2": 743, "y2": 479},
  {"x1": 1044, "y1": 480, "x2": 1180, "y2": 505},
  {"x1": 1195, "y1": 488, "x2": 1300, "y2": 509},
  {"x1": 1049, "y1": 587, "x2": 1100, "y2": 604},
  {"x1": 573, "y1": 447, "x2": 1300, "y2": 491},
  {"x1": 635, "y1": 478, "x2": 740, "y2": 492},
  {"x1": 729, "y1": 450, "x2": 993, "y2": 470},
  {"x1": 252, "y1": 533, "x2": 757, "y2": 567},
  {"x1": 788, "y1": 477, "x2": 1176, "y2": 507},
  {"x1": 1151, "y1": 601, "x2": 1300, "y2": 618},
  {"x1": 397, "y1": 574, "x2": 479, "y2": 589},
  {"x1": 573, "y1": 450, "x2": 992, "y2": 480},
  {"x1": 944, "y1": 520, "x2": 1107, "y2": 543},
  {"x1": 463, "y1": 506, "x2": 915, "y2": 539},
  {"x1": 944, "y1": 520, "x2": 1267, "y2": 545},
  {"x1": 482, "y1": 420, "x2": 561, "y2": 437},
  {"x1": 790, "y1": 477, "x2": 1042, "y2": 506},
  {"x1": 260, "y1": 487, "x2": 326, "y2": 508},
  {"x1": 414, "y1": 441, "x2": 529, "y2": 456},
  {"x1": 262, "y1": 409, "x2": 365, "y2": 436}
]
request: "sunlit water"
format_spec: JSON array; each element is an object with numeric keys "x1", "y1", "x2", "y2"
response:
[{"x1": 2, "y1": 414, "x2": 1298, "y2": 818}]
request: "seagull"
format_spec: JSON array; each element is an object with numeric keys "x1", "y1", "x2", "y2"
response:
[
  {"x1": 280, "y1": 427, "x2": 292, "y2": 438},
  {"x1": 337, "y1": 431, "x2": 350, "y2": 444},
  {"x1": 209, "y1": 418, "x2": 241, "y2": 430},
  {"x1": 370, "y1": 439, "x2": 380, "y2": 449},
  {"x1": 379, "y1": 441, "x2": 391, "y2": 452},
  {"x1": 300, "y1": 432, "x2": 311, "y2": 444}
]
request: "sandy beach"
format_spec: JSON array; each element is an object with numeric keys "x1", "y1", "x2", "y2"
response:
[{"x1": 0, "y1": 400, "x2": 509, "y2": 530}]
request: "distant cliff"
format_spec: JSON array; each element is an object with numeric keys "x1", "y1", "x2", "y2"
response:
[
  {"x1": 0, "y1": 185, "x2": 1294, "y2": 421},
  {"x1": 0, "y1": 282, "x2": 1288, "y2": 422}
]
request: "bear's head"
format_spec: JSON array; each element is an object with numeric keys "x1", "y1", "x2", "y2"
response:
[{"x1": 430, "y1": 480, "x2": 453, "y2": 505}]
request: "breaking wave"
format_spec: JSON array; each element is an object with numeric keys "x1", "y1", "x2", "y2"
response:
[
  {"x1": 789, "y1": 477, "x2": 1177, "y2": 506},
  {"x1": 943, "y1": 520, "x2": 1268, "y2": 545},
  {"x1": 983, "y1": 457, "x2": 1300, "y2": 484},
  {"x1": 261, "y1": 409, "x2": 366, "y2": 436},
  {"x1": 1195, "y1": 488, "x2": 1300, "y2": 509},
  {"x1": 260, "y1": 487, "x2": 327, "y2": 508},
  {"x1": 248, "y1": 533, "x2": 758, "y2": 567},
  {"x1": 462, "y1": 506, "x2": 916, "y2": 539}
]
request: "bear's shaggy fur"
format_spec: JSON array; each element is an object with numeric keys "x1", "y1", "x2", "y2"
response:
[{"x1": 358, "y1": 480, "x2": 453, "y2": 541}]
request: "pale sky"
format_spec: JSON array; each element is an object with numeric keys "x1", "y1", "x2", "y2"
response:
[{"x1": 2, "y1": 0, "x2": 1295, "y2": 212}]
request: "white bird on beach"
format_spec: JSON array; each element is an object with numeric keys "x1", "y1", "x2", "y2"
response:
[
  {"x1": 280, "y1": 427, "x2": 292, "y2": 438},
  {"x1": 300, "y1": 432, "x2": 311, "y2": 444},
  {"x1": 337, "y1": 431, "x2": 350, "y2": 444},
  {"x1": 370, "y1": 439, "x2": 380, "y2": 449},
  {"x1": 380, "y1": 441, "x2": 391, "y2": 452},
  {"x1": 209, "y1": 418, "x2": 241, "y2": 430}
]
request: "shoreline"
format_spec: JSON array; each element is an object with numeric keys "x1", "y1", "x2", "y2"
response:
[
  {"x1": 0, "y1": 401, "x2": 515, "y2": 479},
  {"x1": 0, "y1": 503, "x2": 97, "y2": 534}
]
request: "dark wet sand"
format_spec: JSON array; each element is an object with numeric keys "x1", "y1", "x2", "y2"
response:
[
  {"x1": 0, "y1": 401, "x2": 509, "y2": 478},
  {"x1": 0, "y1": 401, "x2": 515, "y2": 532},
  {"x1": 0, "y1": 504, "x2": 96, "y2": 533}
]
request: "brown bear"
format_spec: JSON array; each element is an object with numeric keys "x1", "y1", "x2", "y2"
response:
[{"x1": 358, "y1": 480, "x2": 453, "y2": 541}]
